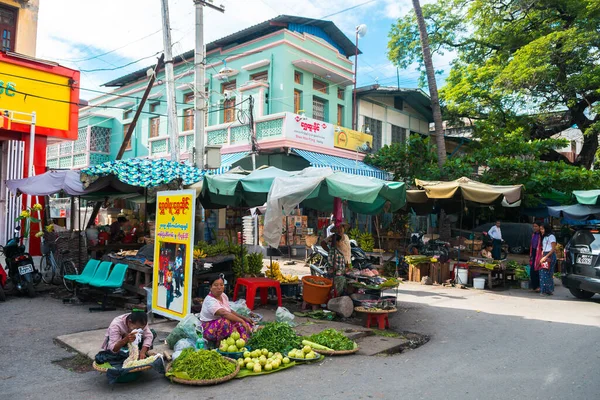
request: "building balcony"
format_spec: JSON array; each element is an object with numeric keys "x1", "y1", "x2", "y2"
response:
[{"x1": 46, "y1": 126, "x2": 111, "y2": 169}]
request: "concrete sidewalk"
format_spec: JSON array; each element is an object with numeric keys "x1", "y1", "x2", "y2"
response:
[{"x1": 55, "y1": 308, "x2": 410, "y2": 359}]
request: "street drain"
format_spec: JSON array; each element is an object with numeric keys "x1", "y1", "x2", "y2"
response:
[{"x1": 53, "y1": 354, "x2": 95, "y2": 373}]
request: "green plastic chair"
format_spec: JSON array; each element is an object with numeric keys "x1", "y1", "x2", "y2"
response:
[
  {"x1": 88, "y1": 261, "x2": 113, "y2": 287},
  {"x1": 96, "y1": 263, "x2": 128, "y2": 289},
  {"x1": 64, "y1": 259, "x2": 100, "y2": 284},
  {"x1": 90, "y1": 263, "x2": 128, "y2": 312}
]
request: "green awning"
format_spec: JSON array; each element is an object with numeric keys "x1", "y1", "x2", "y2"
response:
[{"x1": 573, "y1": 190, "x2": 600, "y2": 205}]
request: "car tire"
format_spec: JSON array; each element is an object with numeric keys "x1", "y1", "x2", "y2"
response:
[{"x1": 568, "y1": 287, "x2": 595, "y2": 299}]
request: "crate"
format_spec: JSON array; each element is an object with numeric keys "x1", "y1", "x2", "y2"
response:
[
  {"x1": 280, "y1": 283, "x2": 301, "y2": 298},
  {"x1": 408, "y1": 262, "x2": 431, "y2": 282}
]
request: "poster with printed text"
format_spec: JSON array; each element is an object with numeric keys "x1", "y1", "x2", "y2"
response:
[{"x1": 152, "y1": 190, "x2": 195, "y2": 321}]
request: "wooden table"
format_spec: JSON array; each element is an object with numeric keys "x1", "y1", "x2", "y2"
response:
[
  {"x1": 103, "y1": 254, "x2": 152, "y2": 297},
  {"x1": 468, "y1": 266, "x2": 516, "y2": 288},
  {"x1": 89, "y1": 243, "x2": 144, "y2": 259}
]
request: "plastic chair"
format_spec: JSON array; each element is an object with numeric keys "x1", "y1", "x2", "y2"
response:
[
  {"x1": 90, "y1": 263, "x2": 128, "y2": 313},
  {"x1": 233, "y1": 277, "x2": 282, "y2": 310},
  {"x1": 87, "y1": 261, "x2": 113, "y2": 287},
  {"x1": 64, "y1": 259, "x2": 100, "y2": 284}
]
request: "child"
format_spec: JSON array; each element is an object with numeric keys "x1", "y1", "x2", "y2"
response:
[{"x1": 481, "y1": 244, "x2": 493, "y2": 259}]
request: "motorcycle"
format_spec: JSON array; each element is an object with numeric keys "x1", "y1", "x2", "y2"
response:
[
  {"x1": 349, "y1": 240, "x2": 375, "y2": 270},
  {"x1": 0, "y1": 264, "x2": 6, "y2": 302},
  {"x1": 406, "y1": 232, "x2": 451, "y2": 262},
  {"x1": 0, "y1": 226, "x2": 41, "y2": 298}
]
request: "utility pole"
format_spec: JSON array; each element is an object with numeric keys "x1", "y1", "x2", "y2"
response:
[
  {"x1": 160, "y1": 0, "x2": 180, "y2": 161},
  {"x1": 193, "y1": 0, "x2": 225, "y2": 169}
]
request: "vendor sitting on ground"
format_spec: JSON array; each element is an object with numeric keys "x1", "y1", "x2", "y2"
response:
[
  {"x1": 321, "y1": 222, "x2": 351, "y2": 296},
  {"x1": 101, "y1": 310, "x2": 155, "y2": 360},
  {"x1": 109, "y1": 216, "x2": 128, "y2": 243},
  {"x1": 199, "y1": 274, "x2": 253, "y2": 343},
  {"x1": 480, "y1": 243, "x2": 493, "y2": 259}
]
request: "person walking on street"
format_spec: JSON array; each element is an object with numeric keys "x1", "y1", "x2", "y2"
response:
[
  {"x1": 538, "y1": 224, "x2": 557, "y2": 296},
  {"x1": 488, "y1": 220, "x2": 503, "y2": 260},
  {"x1": 174, "y1": 249, "x2": 183, "y2": 298},
  {"x1": 529, "y1": 222, "x2": 542, "y2": 292}
]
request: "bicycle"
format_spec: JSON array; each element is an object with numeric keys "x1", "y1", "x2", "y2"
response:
[{"x1": 39, "y1": 237, "x2": 78, "y2": 292}]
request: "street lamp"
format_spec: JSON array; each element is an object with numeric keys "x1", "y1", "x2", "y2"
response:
[{"x1": 352, "y1": 24, "x2": 367, "y2": 130}]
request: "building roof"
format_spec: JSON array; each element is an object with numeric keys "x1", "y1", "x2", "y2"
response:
[
  {"x1": 103, "y1": 15, "x2": 359, "y2": 87},
  {"x1": 355, "y1": 85, "x2": 434, "y2": 123}
]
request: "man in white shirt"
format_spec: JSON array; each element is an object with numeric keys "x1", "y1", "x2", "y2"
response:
[{"x1": 488, "y1": 220, "x2": 503, "y2": 260}]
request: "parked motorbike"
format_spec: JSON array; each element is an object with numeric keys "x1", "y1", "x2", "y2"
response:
[
  {"x1": 0, "y1": 264, "x2": 6, "y2": 302},
  {"x1": 349, "y1": 240, "x2": 375, "y2": 270},
  {"x1": 0, "y1": 226, "x2": 41, "y2": 298},
  {"x1": 406, "y1": 232, "x2": 451, "y2": 262}
]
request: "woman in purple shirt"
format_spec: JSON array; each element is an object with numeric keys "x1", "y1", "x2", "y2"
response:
[
  {"x1": 529, "y1": 222, "x2": 542, "y2": 292},
  {"x1": 102, "y1": 311, "x2": 154, "y2": 360}
]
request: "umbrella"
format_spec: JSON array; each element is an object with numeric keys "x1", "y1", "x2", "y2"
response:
[
  {"x1": 81, "y1": 158, "x2": 204, "y2": 188},
  {"x1": 573, "y1": 190, "x2": 600, "y2": 205},
  {"x1": 263, "y1": 167, "x2": 406, "y2": 248},
  {"x1": 547, "y1": 204, "x2": 600, "y2": 220},
  {"x1": 415, "y1": 177, "x2": 522, "y2": 205},
  {"x1": 6, "y1": 170, "x2": 142, "y2": 197},
  {"x1": 201, "y1": 167, "x2": 294, "y2": 208}
]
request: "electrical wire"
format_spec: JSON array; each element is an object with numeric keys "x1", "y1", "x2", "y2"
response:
[{"x1": 78, "y1": 52, "x2": 162, "y2": 73}]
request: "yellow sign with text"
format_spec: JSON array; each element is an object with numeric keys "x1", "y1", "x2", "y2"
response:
[
  {"x1": 334, "y1": 126, "x2": 374, "y2": 153},
  {"x1": 0, "y1": 61, "x2": 72, "y2": 131},
  {"x1": 152, "y1": 190, "x2": 196, "y2": 321}
]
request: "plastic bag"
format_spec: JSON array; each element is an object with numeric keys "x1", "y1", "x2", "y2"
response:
[
  {"x1": 230, "y1": 299, "x2": 251, "y2": 317},
  {"x1": 172, "y1": 338, "x2": 196, "y2": 360},
  {"x1": 275, "y1": 306, "x2": 296, "y2": 326},
  {"x1": 166, "y1": 314, "x2": 200, "y2": 349}
]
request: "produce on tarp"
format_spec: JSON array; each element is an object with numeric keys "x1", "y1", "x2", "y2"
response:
[
  {"x1": 218, "y1": 330, "x2": 248, "y2": 354},
  {"x1": 237, "y1": 349, "x2": 289, "y2": 373},
  {"x1": 246, "y1": 322, "x2": 301, "y2": 353},
  {"x1": 287, "y1": 345, "x2": 318, "y2": 360},
  {"x1": 166, "y1": 348, "x2": 235, "y2": 381},
  {"x1": 305, "y1": 329, "x2": 356, "y2": 351}
]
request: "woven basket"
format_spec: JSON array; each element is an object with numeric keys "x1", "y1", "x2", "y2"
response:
[
  {"x1": 165, "y1": 358, "x2": 240, "y2": 386},
  {"x1": 314, "y1": 346, "x2": 360, "y2": 356},
  {"x1": 92, "y1": 361, "x2": 153, "y2": 374},
  {"x1": 305, "y1": 235, "x2": 318, "y2": 247},
  {"x1": 354, "y1": 306, "x2": 397, "y2": 314}
]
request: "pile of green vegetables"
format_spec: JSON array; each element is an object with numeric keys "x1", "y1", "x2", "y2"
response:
[
  {"x1": 247, "y1": 322, "x2": 301, "y2": 353},
  {"x1": 168, "y1": 348, "x2": 235, "y2": 380},
  {"x1": 305, "y1": 329, "x2": 355, "y2": 351}
]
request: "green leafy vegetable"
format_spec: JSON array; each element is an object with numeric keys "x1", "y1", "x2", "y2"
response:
[
  {"x1": 168, "y1": 348, "x2": 235, "y2": 380},
  {"x1": 306, "y1": 329, "x2": 355, "y2": 351},
  {"x1": 247, "y1": 322, "x2": 301, "y2": 353}
]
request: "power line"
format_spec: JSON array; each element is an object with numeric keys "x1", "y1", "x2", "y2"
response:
[{"x1": 79, "y1": 52, "x2": 162, "y2": 73}]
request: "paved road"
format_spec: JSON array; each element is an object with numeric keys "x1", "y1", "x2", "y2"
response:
[{"x1": 1, "y1": 284, "x2": 599, "y2": 400}]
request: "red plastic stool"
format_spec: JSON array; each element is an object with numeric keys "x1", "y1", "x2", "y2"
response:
[
  {"x1": 365, "y1": 313, "x2": 390, "y2": 330},
  {"x1": 233, "y1": 277, "x2": 282, "y2": 310}
]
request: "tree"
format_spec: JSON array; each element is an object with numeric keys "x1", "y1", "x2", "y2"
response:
[
  {"x1": 387, "y1": 0, "x2": 600, "y2": 169},
  {"x1": 411, "y1": 0, "x2": 447, "y2": 170}
]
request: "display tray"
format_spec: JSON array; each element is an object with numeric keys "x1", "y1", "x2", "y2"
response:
[
  {"x1": 235, "y1": 360, "x2": 296, "y2": 378},
  {"x1": 284, "y1": 352, "x2": 324, "y2": 363},
  {"x1": 354, "y1": 306, "x2": 397, "y2": 314},
  {"x1": 92, "y1": 361, "x2": 153, "y2": 374},
  {"x1": 165, "y1": 358, "x2": 240, "y2": 386},
  {"x1": 315, "y1": 342, "x2": 360, "y2": 356}
]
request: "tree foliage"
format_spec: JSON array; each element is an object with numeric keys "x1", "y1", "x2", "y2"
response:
[{"x1": 386, "y1": 0, "x2": 600, "y2": 173}]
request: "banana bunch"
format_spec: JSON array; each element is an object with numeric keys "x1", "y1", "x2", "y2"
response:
[
  {"x1": 265, "y1": 261, "x2": 299, "y2": 283},
  {"x1": 193, "y1": 248, "x2": 207, "y2": 259}
]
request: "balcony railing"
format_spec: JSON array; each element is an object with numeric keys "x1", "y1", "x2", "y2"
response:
[
  {"x1": 148, "y1": 113, "x2": 285, "y2": 157},
  {"x1": 46, "y1": 126, "x2": 111, "y2": 169}
]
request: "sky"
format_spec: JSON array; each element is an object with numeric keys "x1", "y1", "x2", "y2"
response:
[{"x1": 36, "y1": 0, "x2": 452, "y2": 102}]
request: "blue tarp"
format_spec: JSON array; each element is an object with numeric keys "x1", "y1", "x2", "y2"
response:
[{"x1": 547, "y1": 204, "x2": 600, "y2": 220}]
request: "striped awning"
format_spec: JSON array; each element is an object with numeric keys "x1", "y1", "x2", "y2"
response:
[
  {"x1": 292, "y1": 148, "x2": 392, "y2": 180},
  {"x1": 208, "y1": 151, "x2": 249, "y2": 175}
]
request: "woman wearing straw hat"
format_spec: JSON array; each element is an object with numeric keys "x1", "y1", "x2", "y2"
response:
[{"x1": 322, "y1": 222, "x2": 352, "y2": 296}]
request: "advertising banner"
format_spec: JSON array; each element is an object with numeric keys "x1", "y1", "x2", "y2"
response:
[
  {"x1": 334, "y1": 126, "x2": 373, "y2": 153},
  {"x1": 152, "y1": 190, "x2": 196, "y2": 320},
  {"x1": 283, "y1": 112, "x2": 334, "y2": 148}
]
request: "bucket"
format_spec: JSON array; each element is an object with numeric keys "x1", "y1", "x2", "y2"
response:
[
  {"x1": 456, "y1": 268, "x2": 468, "y2": 284},
  {"x1": 302, "y1": 275, "x2": 332, "y2": 305},
  {"x1": 473, "y1": 277, "x2": 486, "y2": 290}
]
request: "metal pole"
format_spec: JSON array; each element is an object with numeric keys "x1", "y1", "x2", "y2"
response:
[
  {"x1": 193, "y1": 1, "x2": 224, "y2": 169},
  {"x1": 194, "y1": 1, "x2": 205, "y2": 169},
  {"x1": 352, "y1": 32, "x2": 359, "y2": 130},
  {"x1": 160, "y1": 0, "x2": 180, "y2": 161},
  {"x1": 26, "y1": 112, "x2": 36, "y2": 210}
]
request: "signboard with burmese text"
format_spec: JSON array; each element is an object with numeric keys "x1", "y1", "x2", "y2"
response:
[
  {"x1": 283, "y1": 112, "x2": 334, "y2": 148},
  {"x1": 152, "y1": 190, "x2": 195, "y2": 321}
]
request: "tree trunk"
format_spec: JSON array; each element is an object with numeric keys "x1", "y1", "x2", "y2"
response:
[{"x1": 412, "y1": 0, "x2": 447, "y2": 170}]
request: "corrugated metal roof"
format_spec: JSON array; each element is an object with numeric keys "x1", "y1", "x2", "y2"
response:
[
  {"x1": 103, "y1": 15, "x2": 358, "y2": 87},
  {"x1": 355, "y1": 85, "x2": 434, "y2": 123}
]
